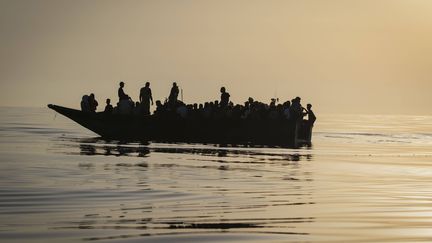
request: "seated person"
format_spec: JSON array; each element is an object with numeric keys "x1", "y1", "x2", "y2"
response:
[
  {"x1": 118, "y1": 81, "x2": 129, "y2": 101},
  {"x1": 104, "y1": 98, "x2": 113, "y2": 113}
]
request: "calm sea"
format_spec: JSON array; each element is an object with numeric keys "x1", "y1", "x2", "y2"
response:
[{"x1": 1, "y1": 107, "x2": 431, "y2": 243}]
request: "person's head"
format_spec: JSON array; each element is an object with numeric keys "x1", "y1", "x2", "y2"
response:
[
  {"x1": 307, "y1": 104, "x2": 312, "y2": 110},
  {"x1": 220, "y1": 87, "x2": 226, "y2": 93},
  {"x1": 173, "y1": 82, "x2": 177, "y2": 87},
  {"x1": 145, "y1": 82, "x2": 150, "y2": 87},
  {"x1": 106, "y1": 98, "x2": 111, "y2": 104},
  {"x1": 119, "y1": 81, "x2": 124, "y2": 87},
  {"x1": 90, "y1": 93, "x2": 95, "y2": 98}
]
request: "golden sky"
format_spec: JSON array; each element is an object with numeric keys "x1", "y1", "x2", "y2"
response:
[{"x1": 1, "y1": 0, "x2": 431, "y2": 114}]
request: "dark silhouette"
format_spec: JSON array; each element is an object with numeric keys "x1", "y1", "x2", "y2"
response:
[
  {"x1": 118, "y1": 81, "x2": 129, "y2": 101},
  {"x1": 289, "y1": 97, "x2": 303, "y2": 120},
  {"x1": 139, "y1": 82, "x2": 153, "y2": 115},
  {"x1": 305, "y1": 104, "x2": 316, "y2": 125},
  {"x1": 220, "y1": 87, "x2": 230, "y2": 108},
  {"x1": 104, "y1": 98, "x2": 113, "y2": 113},
  {"x1": 154, "y1": 100, "x2": 164, "y2": 115},
  {"x1": 168, "y1": 82, "x2": 179, "y2": 104},
  {"x1": 133, "y1": 101, "x2": 141, "y2": 115},
  {"x1": 80, "y1": 95, "x2": 90, "y2": 112},
  {"x1": 88, "y1": 93, "x2": 98, "y2": 112},
  {"x1": 282, "y1": 101, "x2": 291, "y2": 119},
  {"x1": 51, "y1": 84, "x2": 316, "y2": 146}
]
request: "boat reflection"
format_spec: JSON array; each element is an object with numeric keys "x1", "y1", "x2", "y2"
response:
[
  {"x1": 79, "y1": 143, "x2": 151, "y2": 157},
  {"x1": 76, "y1": 143, "x2": 312, "y2": 162},
  {"x1": 58, "y1": 137, "x2": 313, "y2": 162},
  {"x1": 61, "y1": 215, "x2": 314, "y2": 241},
  {"x1": 53, "y1": 137, "x2": 315, "y2": 241}
]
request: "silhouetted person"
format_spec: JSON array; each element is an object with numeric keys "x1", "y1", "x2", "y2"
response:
[
  {"x1": 88, "y1": 93, "x2": 98, "y2": 112},
  {"x1": 168, "y1": 82, "x2": 179, "y2": 104},
  {"x1": 81, "y1": 95, "x2": 90, "y2": 112},
  {"x1": 118, "y1": 81, "x2": 129, "y2": 101},
  {"x1": 154, "y1": 100, "x2": 164, "y2": 115},
  {"x1": 104, "y1": 98, "x2": 113, "y2": 113},
  {"x1": 139, "y1": 82, "x2": 153, "y2": 115},
  {"x1": 133, "y1": 101, "x2": 141, "y2": 115},
  {"x1": 306, "y1": 103, "x2": 316, "y2": 125},
  {"x1": 283, "y1": 101, "x2": 291, "y2": 119},
  {"x1": 220, "y1": 87, "x2": 230, "y2": 108},
  {"x1": 289, "y1": 97, "x2": 303, "y2": 120}
]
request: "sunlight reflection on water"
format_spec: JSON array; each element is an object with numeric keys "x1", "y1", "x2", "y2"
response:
[{"x1": 0, "y1": 108, "x2": 431, "y2": 242}]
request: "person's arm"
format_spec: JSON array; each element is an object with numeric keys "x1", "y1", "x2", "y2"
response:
[
  {"x1": 302, "y1": 107, "x2": 308, "y2": 116},
  {"x1": 150, "y1": 90, "x2": 154, "y2": 105},
  {"x1": 139, "y1": 89, "x2": 143, "y2": 103}
]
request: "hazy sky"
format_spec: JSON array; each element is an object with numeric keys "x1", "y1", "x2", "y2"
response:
[{"x1": 1, "y1": 0, "x2": 431, "y2": 115}]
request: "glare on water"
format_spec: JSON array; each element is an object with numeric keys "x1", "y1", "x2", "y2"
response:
[{"x1": 0, "y1": 108, "x2": 431, "y2": 242}]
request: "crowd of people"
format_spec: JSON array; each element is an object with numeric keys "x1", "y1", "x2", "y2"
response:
[{"x1": 80, "y1": 81, "x2": 316, "y2": 125}]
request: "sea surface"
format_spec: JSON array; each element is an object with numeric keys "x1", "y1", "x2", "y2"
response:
[{"x1": 1, "y1": 107, "x2": 432, "y2": 243}]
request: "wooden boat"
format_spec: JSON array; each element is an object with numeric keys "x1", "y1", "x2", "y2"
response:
[{"x1": 48, "y1": 104, "x2": 313, "y2": 146}]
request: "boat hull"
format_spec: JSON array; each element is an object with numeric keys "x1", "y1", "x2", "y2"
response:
[{"x1": 48, "y1": 104, "x2": 312, "y2": 146}]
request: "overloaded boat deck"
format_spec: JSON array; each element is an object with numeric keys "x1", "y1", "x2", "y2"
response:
[{"x1": 48, "y1": 104, "x2": 313, "y2": 147}]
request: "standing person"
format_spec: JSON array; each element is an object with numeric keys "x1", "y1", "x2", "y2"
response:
[
  {"x1": 306, "y1": 103, "x2": 316, "y2": 125},
  {"x1": 118, "y1": 81, "x2": 129, "y2": 101},
  {"x1": 282, "y1": 100, "x2": 291, "y2": 120},
  {"x1": 168, "y1": 82, "x2": 179, "y2": 104},
  {"x1": 220, "y1": 87, "x2": 230, "y2": 108},
  {"x1": 139, "y1": 82, "x2": 153, "y2": 115},
  {"x1": 80, "y1": 95, "x2": 90, "y2": 112},
  {"x1": 289, "y1": 97, "x2": 303, "y2": 120},
  {"x1": 88, "y1": 93, "x2": 98, "y2": 112}
]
